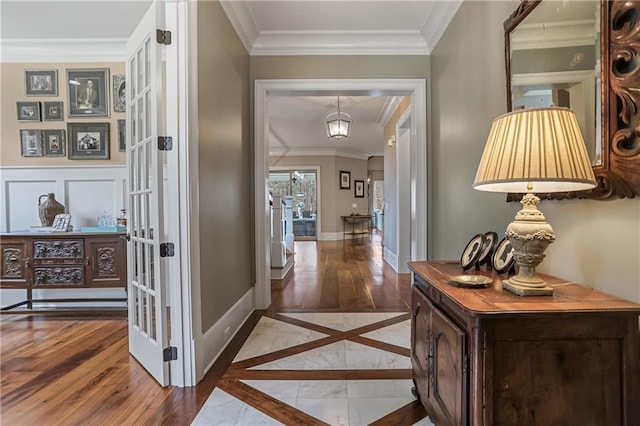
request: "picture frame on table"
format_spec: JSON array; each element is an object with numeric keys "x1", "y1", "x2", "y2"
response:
[
  {"x1": 67, "y1": 122, "x2": 110, "y2": 160},
  {"x1": 66, "y1": 68, "x2": 110, "y2": 118},
  {"x1": 117, "y1": 119, "x2": 126, "y2": 151},
  {"x1": 51, "y1": 213, "x2": 72, "y2": 232},
  {"x1": 43, "y1": 101, "x2": 63, "y2": 121},
  {"x1": 339, "y1": 170, "x2": 351, "y2": 189},
  {"x1": 113, "y1": 74, "x2": 126, "y2": 112},
  {"x1": 25, "y1": 69, "x2": 58, "y2": 96},
  {"x1": 354, "y1": 180, "x2": 365, "y2": 198},
  {"x1": 43, "y1": 129, "x2": 66, "y2": 157},
  {"x1": 20, "y1": 129, "x2": 43, "y2": 157},
  {"x1": 460, "y1": 233, "x2": 485, "y2": 271},
  {"x1": 492, "y1": 237, "x2": 516, "y2": 274},
  {"x1": 17, "y1": 101, "x2": 41, "y2": 121},
  {"x1": 477, "y1": 231, "x2": 498, "y2": 267}
]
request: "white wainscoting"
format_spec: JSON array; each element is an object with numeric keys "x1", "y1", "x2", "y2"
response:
[{"x1": 1, "y1": 165, "x2": 128, "y2": 308}]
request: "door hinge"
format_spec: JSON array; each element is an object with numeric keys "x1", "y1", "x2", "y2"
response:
[
  {"x1": 157, "y1": 29, "x2": 172, "y2": 45},
  {"x1": 163, "y1": 346, "x2": 178, "y2": 361},
  {"x1": 160, "y1": 242, "x2": 175, "y2": 257},
  {"x1": 158, "y1": 136, "x2": 173, "y2": 151}
]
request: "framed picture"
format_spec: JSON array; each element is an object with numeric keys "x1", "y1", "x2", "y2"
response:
[
  {"x1": 25, "y1": 69, "x2": 58, "y2": 96},
  {"x1": 20, "y1": 129, "x2": 43, "y2": 157},
  {"x1": 460, "y1": 233, "x2": 485, "y2": 271},
  {"x1": 113, "y1": 74, "x2": 126, "y2": 112},
  {"x1": 492, "y1": 237, "x2": 516, "y2": 274},
  {"x1": 43, "y1": 130, "x2": 66, "y2": 157},
  {"x1": 117, "y1": 119, "x2": 126, "y2": 151},
  {"x1": 43, "y1": 101, "x2": 63, "y2": 121},
  {"x1": 354, "y1": 180, "x2": 365, "y2": 198},
  {"x1": 66, "y1": 68, "x2": 109, "y2": 117},
  {"x1": 477, "y1": 231, "x2": 498, "y2": 267},
  {"x1": 17, "y1": 101, "x2": 41, "y2": 121},
  {"x1": 67, "y1": 122, "x2": 110, "y2": 160},
  {"x1": 339, "y1": 170, "x2": 351, "y2": 189},
  {"x1": 51, "y1": 214, "x2": 72, "y2": 232}
]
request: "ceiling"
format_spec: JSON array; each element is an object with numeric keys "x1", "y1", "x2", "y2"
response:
[{"x1": 0, "y1": 0, "x2": 462, "y2": 158}]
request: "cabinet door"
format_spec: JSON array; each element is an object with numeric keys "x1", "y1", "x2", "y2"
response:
[
  {"x1": 0, "y1": 238, "x2": 31, "y2": 288},
  {"x1": 427, "y1": 302, "x2": 467, "y2": 426},
  {"x1": 411, "y1": 285, "x2": 430, "y2": 401},
  {"x1": 85, "y1": 236, "x2": 126, "y2": 287}
]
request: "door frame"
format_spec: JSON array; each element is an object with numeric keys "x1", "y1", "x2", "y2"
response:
[{"x1": 254, "y1": 79, "x2": 429, "y2": 309}]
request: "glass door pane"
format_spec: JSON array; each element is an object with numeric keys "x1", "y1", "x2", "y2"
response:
[{"x1": 269, "y1": 170, "x2": 317, "y2": 240}]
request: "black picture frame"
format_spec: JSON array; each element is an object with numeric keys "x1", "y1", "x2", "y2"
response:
[
  {"x1": 117, "y1": 119, "x2": 126, "y2": 151},
  {"x1": 25, "y1": 69, "x2": 58, "y2": 96},
  {"x1": 43, "y1": 101, "x2": 63, "y2": 121},
  {"x1": 460, "y1": 234, "x2": 485, "y2": 271},
  {"x1": 477, "y1": 231, "x2": 498, "y2": 267},
  {"x1": 20, "y1": 129, "x2": 43, "y2": 157},
  {"x1": 66, "y1": 68, "x2": 110, "y2": 118},
  {"x1": 67, "y1": 122, "x2": 110, "y2": 160},
  {"x1": 354, "y1": 180, "x2": 365, "y2": 198},
  {"x1": 492, "y1": 237, "x2": 516, "y2": 274},
  {"x1": 113, "y1": 74, "x2": 126, "y2": 112},
  {"x1": 17, "y1": 101, "x2": 41, "y2": 121},
  {"x1": 43, "y1": 130, "x2": 66, "y2": 157},
  {"x1": 339, "y1": 170, "x2": 351, "y2": 189}
]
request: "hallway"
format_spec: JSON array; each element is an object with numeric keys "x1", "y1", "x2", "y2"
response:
[{"x1": 192, "y1": 234, "x2": 432, "y2": 425}]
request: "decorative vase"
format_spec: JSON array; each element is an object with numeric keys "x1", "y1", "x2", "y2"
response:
[{"x1": 38, "y1": 193, "x2": 65, "y2": 227}]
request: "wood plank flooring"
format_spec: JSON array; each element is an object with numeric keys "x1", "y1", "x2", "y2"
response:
[{"x1": 1, "y1": 231, "x2": 421, "y2": 425}]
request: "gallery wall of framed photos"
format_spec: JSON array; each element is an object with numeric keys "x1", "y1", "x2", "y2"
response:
[{"x1": 0, "y1": 62, "x2": 126, "y2": 166}]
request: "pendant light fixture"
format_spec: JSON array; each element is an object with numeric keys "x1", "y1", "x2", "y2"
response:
[{"x1": 325, "y1": 96, "x2": 352, "y2": 139}]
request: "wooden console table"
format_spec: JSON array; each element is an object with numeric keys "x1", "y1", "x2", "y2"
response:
[
  {"x1": 408, "y1": 261, "x2": 640, "y2": 425},
  {"x1": 0, "y1": 231, "x2": 127, "y2": 311},
  {"x1": 341, "y1": 215, "x2": 372, "y2": 240}
]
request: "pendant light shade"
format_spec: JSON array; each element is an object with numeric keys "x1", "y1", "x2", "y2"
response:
[{"x1": 326, "y1": 97, "x2": 352, "y2": 139}]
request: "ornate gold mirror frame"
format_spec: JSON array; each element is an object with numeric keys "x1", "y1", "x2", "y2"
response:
[{"x1": 505, "y1": 0, "x2": 640, "y2": 200}]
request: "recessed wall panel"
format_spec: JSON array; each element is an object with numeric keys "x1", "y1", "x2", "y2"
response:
[
  {"x1": 65, "y1": 180, "x2": 118, "y2": 228},
  {"x1": 6, "y1": 180, "x2": 57, "y2": 231}
]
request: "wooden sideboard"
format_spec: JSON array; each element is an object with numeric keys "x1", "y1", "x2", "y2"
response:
[
  {"x1": 0, "y1": 231, "x2": 127, "y2": 310},
  {"x1": 408, "y1": 261, "x2": 640, "y2": 426}
]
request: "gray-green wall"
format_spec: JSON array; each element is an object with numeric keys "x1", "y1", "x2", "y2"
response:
[
  {"x1": 197, "y1": 1, "x2": 252, "y2": 330},
  {"x1": 432, "y1": 0, "x2": 639, "y2": 302}
]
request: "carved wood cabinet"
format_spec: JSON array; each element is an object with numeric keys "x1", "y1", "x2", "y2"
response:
[
  {"x1": 409, "y1": 261, "x2": 640, "y2": 426},
  {"x1": 1, "y1": 232, "x2": 126, "y2": 310}
]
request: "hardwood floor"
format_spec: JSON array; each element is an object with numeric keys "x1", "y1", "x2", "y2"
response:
[{"x1": 1, "y1": 231, "x2": 420, "y2": 425}]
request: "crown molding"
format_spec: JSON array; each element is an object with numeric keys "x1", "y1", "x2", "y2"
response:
[
  {"x1": 219, "y1": 0, "x2": 259, "y2": 54},
  {"x1": 0, "y1": 38, "x2": 127, "y2": 63},
  {"x1": 422, "y1": 0, "x2": 463, "y2": 51},
  {"x1": 269, "y1": 148, "x2": 374, "y2": 160},
  {"x1": 511, "y1": 20, "x2": 597, "y2": 50},
  {"x1": 377, "y1": 96, "x2": 403, "y2": 127},
  {"x1": 250, "y1": 31, "x2": 429, "y2": 56}
]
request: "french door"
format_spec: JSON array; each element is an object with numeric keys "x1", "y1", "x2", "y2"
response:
[{"x1": 125, "y1": 1, "x2": 169, "y2": 386}]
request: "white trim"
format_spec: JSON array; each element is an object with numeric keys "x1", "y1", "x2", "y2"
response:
[
  {"x1": 384, "y1": 246, "x2": 399, "y2": 272},
  {"x1": 218, "y1": 0, "x2": 258, "y2": 55},
  {"x1": 378, "y1": 96, "x2": 403, "y2": 127},
  {"x1": 270, "y1": 256, "x2": 294, "y2": 279},
  {"x1": 512, "y1": 70, "x2": 595, "y2": 86},
  {"x1": 318, "y1": 232, "x2": 344, "y2": 241},
  {"x1": 269, "y1": 149, "x2": 370, "y2": 161},
  {"x1": 250, "y1": 31, "x2": 430, "y2": 56},
  {"x1": 255, "y1": 79, "x2": 428, "y2": 310},
  {"x1": 0, "y1": 38, "x2": 128, "y2": 62},
  {"x1": 396, "y1": 109, "x2": 412, "y2": 274},
  {"x1": 422, "y1": 1, "x2": 463, "y2": 53},
  {"x1": 196, "y1": 288, "x2": 255, "y2": 382}
]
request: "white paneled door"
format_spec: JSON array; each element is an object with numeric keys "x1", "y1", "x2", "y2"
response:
[{"x1": 125, "y1": 1, "x2": 169, "y2": 386}]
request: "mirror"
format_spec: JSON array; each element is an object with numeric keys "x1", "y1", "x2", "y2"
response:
[{"x1": 505, "y1": 0, "x2": 640, "y2": 200}]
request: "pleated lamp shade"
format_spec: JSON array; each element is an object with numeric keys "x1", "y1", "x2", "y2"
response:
[{"x1": 474, "y1": 107, "x2": 597, "y2": 193}]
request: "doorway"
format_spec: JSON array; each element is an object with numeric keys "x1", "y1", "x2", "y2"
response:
[
  {"x1": 269, "y1": 169, "x2": 318, "y2": 240},
  {"x1": 254, "y1": 79, "x2": 429, "y2": 309}
]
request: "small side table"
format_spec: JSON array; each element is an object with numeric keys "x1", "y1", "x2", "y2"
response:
[{"x1": 341, "y1": 215, "x2": 372, "y2": 240}]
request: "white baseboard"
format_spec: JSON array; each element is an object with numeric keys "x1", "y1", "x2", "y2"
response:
[
  {"x1": 195, "y1": 288, "x2": 255, "y2": 382},
  {"x1": 318, "y1": 232, "x2": 342, "y2": 241},
  {"x1": 271, "y1": 255, "x2": 295, "y2": 279},
  {"x1": 384, "y1": 247, "x2": 399, "y2": 272}
]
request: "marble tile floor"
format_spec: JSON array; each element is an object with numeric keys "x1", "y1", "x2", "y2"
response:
[{"x1": 192, "y1": 312, "x2": 434, "y2": 426}]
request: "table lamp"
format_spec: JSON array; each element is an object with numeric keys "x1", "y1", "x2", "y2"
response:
[{"x1": 474, "y1": 107, "x2": 597, "y2": 296}]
